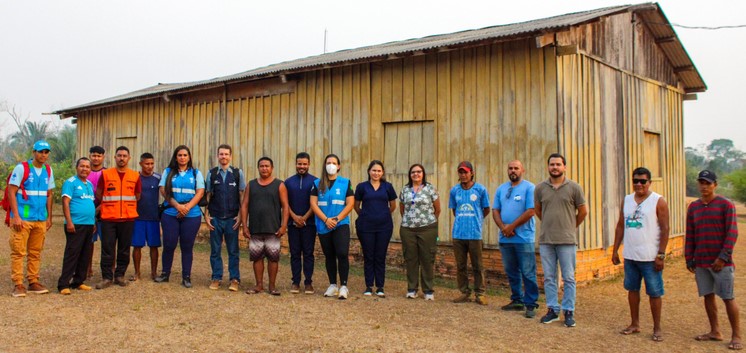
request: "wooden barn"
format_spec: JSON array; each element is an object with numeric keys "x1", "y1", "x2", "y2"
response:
[{"x1": 53, "y1": 3, "x2": 705, "y2": 284}]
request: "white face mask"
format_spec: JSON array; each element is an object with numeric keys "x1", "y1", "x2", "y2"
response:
[{"x1": 326, "y1": 163, "x2": 338, "y2": 175}]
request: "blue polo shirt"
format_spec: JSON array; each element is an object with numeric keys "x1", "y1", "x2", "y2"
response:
[
  {"x1": 354, "y1": 181, "x2": 397, "y2": 232},
  {"x1": 449, "y1": 182, "x2": 490, "y2": 240},
  {"x1": 492, "y1": 180, "x2": 536, "y2": 244},
  {"x1": 61, "y1": 176, "x2": 96, "y2": 225}
]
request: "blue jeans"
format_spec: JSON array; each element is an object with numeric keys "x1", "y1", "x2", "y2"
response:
[
  {"x1": 500, "y1": 242, "x2": 539, "y2": 308},
  {"x1": 209, "y1": 217, "x2": 240, "y2": 281},
  {"x1": 540, "y1": 244, "x2": 576, "y2": 312}
]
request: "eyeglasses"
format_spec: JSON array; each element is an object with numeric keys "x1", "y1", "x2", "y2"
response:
[
  {"x1": 505, "y1": 187, "x2": 514, "y2": 199},
  {"x1": 632, "y1": 179, "x2": 649, "y2": 185}
]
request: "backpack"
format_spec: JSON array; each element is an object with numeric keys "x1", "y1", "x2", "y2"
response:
[{"x1": 2, "y1": 161, "x2": 51, "y2": 226}]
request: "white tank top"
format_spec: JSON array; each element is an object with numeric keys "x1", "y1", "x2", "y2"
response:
[{"x1": 622, "y1": 192, "x2": 662, "y2": 262}]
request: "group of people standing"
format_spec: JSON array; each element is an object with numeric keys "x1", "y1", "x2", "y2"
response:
[{"x1": 4, "y1": 140, "x2": 741, "y2": 349}]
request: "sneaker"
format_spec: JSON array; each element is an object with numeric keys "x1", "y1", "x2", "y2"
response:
[
  {"x1": 28, "y1": 282, "x2": 50, "y2": 294},
  {"x1": 338, "y1": 286, "x2": 349, "y2": 300},
  {"x1": 323, "y1": 284, "x2": 338, "y2": 297},
  {"x1": 229, "y1": 280, "x2": 239, "y2": 292},
  {"x1": 290, "y1": 284, "x2": 301, "y2": 294},
  {"x1": 564, "y1": 310, "x2": 576, "y2": 327},
  {"x1": 76, "y1": 284, "x2": 93, "y2": 291},
  {"x1": 501, "y1": 300, "x2": 525, "y2": 311},
  {"x1": 452, "y1": 292, "x2": 471, "y2": 303},
  {"x1": 209, "y1": 280, "x2": 220, "y2": 290},
  {"x1": 95, "y1": 279, "x2": 113, "y2": 290},
  {"x1": 12, "y1": 285, "x2": 26, "y2": 297},
  {"x1": 406, "y1": 290, "x2": 418, "y2": 299},
  {"x1": 304, "y1": 284, "x2": 315, "y2": 294},
  {"x1": 60, "y1": 288, "x2": 72, "y2": 295},
  {"x1": 114, "y1": 277, "x2": 129, "y2": 287},
  {"x1": 424, "y1": 293, "x2": 435, "y2": 301},
  {"x1": 376, "y1": 288, "x2": 385, "y2": 298},
  {"x1": 363, "y1": 287, "x2": 373, "y2": 296},
  {"x1": 475, "y1": 294, "x2": 488, "y2": 306},
  {"x1": 525, "y1": 306, "x2": 537, "y2": 319},
  {"x1": 540, "y1": 308, "x2": 559, "y2": 324}
]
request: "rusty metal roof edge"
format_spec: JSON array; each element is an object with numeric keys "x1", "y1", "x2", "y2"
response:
[{"x1": 53, "y1": 2, "x2": 706, "y2": 114}]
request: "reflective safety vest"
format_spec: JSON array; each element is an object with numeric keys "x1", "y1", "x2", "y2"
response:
[
  {"x1": 13, "y1": 161, "x2": 52, "y2": 221},
  {"x1": 100, "y1": 168, "x2": 139, "y2": 220}
]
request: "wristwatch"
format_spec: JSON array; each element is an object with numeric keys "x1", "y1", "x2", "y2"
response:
[{"x1": 656, "y1": 252, "x2": 666, "y2": 260}]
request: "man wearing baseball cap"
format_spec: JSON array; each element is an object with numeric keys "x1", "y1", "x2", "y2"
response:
[
  {"x1": 7, "y1": 140, "x2": 55, "y2": 297},
  {"x1": 686, "y1": 170, "x2": 742, "y2": 350},
  {"x1": 449, "y1": 161, "x2": 491, "y2": 305}
]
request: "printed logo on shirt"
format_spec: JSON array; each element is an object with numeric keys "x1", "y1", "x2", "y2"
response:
[
  {"x1": 457, "y1": 203, "x2": 476, "y2": 217},
  {"x1": 470, "y1": 193, "x2": 478, "y2": 202},
  {"x1": 77, "y1": 186, "x2": 83, "y2": 190},
  {"x1": 229, "y1": 182, "x2": 236, "y2": 186},
  {"x1": 189, "y1": 177, "x2": 194, "y2": 184},
  {"x1": 513, "y1": 195, "x2": 522, "y2": 201},
  {"x1": 10, "y1": 173, "x2": 17, "y2": 182},
  {"x1": 336, "y1": 189, "x2": 341, "y2": 195}
]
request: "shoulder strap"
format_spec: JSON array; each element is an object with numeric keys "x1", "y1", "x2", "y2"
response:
[{"x1": 231, "y1": 167, "x2": 240, "y2": 183}]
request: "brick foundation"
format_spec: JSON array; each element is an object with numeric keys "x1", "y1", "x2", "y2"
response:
[{"x1": 196, "y1": 225, "x2": 685, "y2": 289}]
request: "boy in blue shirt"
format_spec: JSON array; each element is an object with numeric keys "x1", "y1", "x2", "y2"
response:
[{"x1": 449, "y1": 161, "x2": 490, "y2": 305}]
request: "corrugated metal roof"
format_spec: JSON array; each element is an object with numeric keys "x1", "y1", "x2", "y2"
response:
[{"x1": 53, "y1": 2, "x2": 705, "y2": 115}]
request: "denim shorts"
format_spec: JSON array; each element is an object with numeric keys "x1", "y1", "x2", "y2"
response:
[
  {"x1": 624, "y1": 259, "x2": 664, "y2": 297},
  {"x1": 695, "y1": 266, "x2": 735, "y2": 299}
]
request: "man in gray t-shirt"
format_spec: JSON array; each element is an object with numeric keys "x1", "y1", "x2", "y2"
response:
[{"x1": 534, "y1": 153, "x2": 587, "y2": 327}]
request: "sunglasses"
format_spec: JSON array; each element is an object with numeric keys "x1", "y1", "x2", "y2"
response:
[
  {"x1": 505, "y1": 187, "x2": 514, "y2": 199},
  {"x1": 632, "y1": 179, "x2": 649, "y2": 185}
]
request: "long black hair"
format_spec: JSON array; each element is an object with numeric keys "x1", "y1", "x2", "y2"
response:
[
  {"x1": 164, "y1": 145, "x2": 193, "y2": 200},
  {"x1": 406, "y1": 163, "x2": 428, "y2": 188},
  {"x1": 319, "y1": 153, "x2": 340, "y2": 194}
]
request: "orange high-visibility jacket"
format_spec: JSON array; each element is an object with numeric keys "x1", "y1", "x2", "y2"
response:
[{"x1": 100, "y1": 168, "x2": 139, "y2": 220}]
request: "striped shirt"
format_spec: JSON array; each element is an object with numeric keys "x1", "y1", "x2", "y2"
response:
[{"x1": 685, "y1": 196, "x2": 738, "y2": 268}]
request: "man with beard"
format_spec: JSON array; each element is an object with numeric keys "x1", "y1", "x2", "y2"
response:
[
  {"x1": 492, "y1": 160, "x2": 538, "y2": 318},
  {"x1": 284, "y1": 152, "x2": 317, "y2": 294},
  {"x1": 95, "y1": 146, "x2": 141, "y2": 289},
  {"x1": 205, "y1": 144, "x2": 245, "y2": 291},
  {"x1": 535, "y1": 153, "x2": 587, "y2": 327}
]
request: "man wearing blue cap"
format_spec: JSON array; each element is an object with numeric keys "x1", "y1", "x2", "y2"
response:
[{"x1": 7, "y1": 140, "x2": 55, "y2": 297}]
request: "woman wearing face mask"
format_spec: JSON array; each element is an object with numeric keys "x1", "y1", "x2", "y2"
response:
[
  {"x1": 354, "y1": 160, "x2": 397, "y2": 297},
  {"x1": 309, "y1": 154, "x2": 355, "y2": 299},
  {"x1": 399, "y1": 164, "x2": 441, "y2": 300},
  {"x1": 155, "y1": 145, "x2": 205, "y2": 288}
]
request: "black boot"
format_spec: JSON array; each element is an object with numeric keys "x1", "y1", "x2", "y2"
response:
[
  {"x1": 182, "y1": 277, "x2": 192, "y2": 288},
  {"x1": 154, "y1": 273, "x2": 170, "y2": 283}
]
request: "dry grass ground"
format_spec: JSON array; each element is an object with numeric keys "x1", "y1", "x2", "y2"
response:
[{"x1": 0, "y1": 204, "x2": 745, "y2": 352}]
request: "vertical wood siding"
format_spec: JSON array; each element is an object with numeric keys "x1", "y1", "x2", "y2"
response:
[{"x1": 556, "y1": 54, "x2": 685, "y2": 250}]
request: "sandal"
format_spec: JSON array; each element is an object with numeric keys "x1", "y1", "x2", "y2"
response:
[
  {"x1": 245, "y1": 288, "x2": 263, "y2": 294},
  {"x1": 270, "y1": 289, "x2": 281, "y2": 296},
  {"x1": 730, "y1": 341, "x2": 743, "y2": 350},
  {"x1": 652, "y1": 333, "x2": 664, "y2": 342},
  {"x1": 620, "y1": 327, "x2": 641, "y2": 335},
  {"x1": 695, "y1": 334, "x2": 724, "y2": 341}
]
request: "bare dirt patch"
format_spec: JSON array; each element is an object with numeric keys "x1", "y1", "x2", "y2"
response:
[{"x1": 1, "y1": 207, "x2": 744, "y2": 352}]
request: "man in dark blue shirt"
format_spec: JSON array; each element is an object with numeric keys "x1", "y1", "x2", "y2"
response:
[
  {"x1": 284, "y1": 152, "x2": 317, "y2": 294},
  {"x1": 131, "y1": 153, "x2": 161, "y2": 281}
]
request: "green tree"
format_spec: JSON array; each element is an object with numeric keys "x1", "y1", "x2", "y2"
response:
[
  {"x1": 48, "y1": 125, "x2": 77, "y2": 163},
  {"x1": 724, "y1": 167, "x2": 746, "y2": 204}
]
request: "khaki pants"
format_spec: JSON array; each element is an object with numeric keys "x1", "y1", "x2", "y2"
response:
[
  {"x1": 9, "y1": 221, "x2": 47, "y2": 285},
  {"x1": 400, "y1": 223, "x2": 438, "y2": 294},
  {"x1": 453, "y1": 238, "x2": 485, "y2": 294}
]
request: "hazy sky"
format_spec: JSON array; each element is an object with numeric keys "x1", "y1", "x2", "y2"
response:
[{"x1": 1, "y1": 0, "x2": 744, "y2": 150}]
